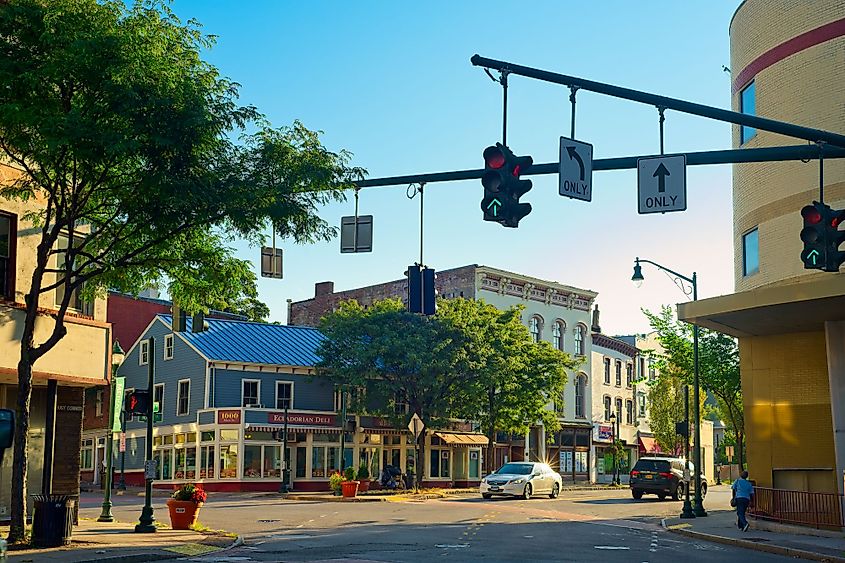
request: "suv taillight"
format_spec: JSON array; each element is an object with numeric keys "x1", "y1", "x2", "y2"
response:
[
  {"x1": 631, "y1": 470, "x2": 639, "y2": 477},
  {"x1": 658, "y1": 472, "x2": 671, "y2": 478}
]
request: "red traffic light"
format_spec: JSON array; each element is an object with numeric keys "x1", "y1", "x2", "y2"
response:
[
  {"x1": 128, "y1": 395, "x2": 139, "y2": 411},
  {"x1": 483, "y1": 146, "x2": 505, "y2": 169},
  {"x1": 802, "y1": 205, "x2": 822, "y2": 224}
]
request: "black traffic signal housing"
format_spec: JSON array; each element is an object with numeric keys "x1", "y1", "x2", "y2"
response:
[
  {"x1": 406, "y1": 264, "x2": 436, "y2": 315},
  {"x1": 480, "y1": 143, "x2": 533, "y2": 228},
  {"x1": 126, "y1": 389, "x2": 150, "y2": 417},
  {"x1": 800, "y1": 201, "x2": 845, "y2": 271}
]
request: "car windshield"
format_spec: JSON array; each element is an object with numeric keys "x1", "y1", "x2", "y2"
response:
[
  {"x1": 633, "y1": 459, "x2": 670, "y2": 472},
  {"x1": 495, "y1": 463, "x2": 533, "y2": 475}
]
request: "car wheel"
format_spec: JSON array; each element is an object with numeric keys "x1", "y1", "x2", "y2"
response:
[
  {"x1": 482, "y1": 493, "x2": 492, "y2": 499},
  {"x1": 672, "y1": 483, "x2": 683, "y2": 501},
  {"x1": 549, "y1": 483, "x2": 560, "y2": 499},
  {"x1": 522, "y1": 484, "x2": 532, "y2": 500},
  {"x1": 700, "y1": 482, "x2": 707, "y2": 498},
  {"x1": 632, "y1": 489, "x2": 644, "y2": 500}
]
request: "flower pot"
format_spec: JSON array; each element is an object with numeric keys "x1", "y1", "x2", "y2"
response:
[
  {"x1": 166, "y1": 499, "x2": 203, "y2": 530},
  {"x1": 341, "y1": 480, "x2": 359, "y2": 498},
  {"x1": 358, "y1": 479, "x2": 370, "y2": 492}
]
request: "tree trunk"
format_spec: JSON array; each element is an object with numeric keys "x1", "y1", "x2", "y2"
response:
[
  {"x1": 485, "y1": 421, "x2": 495, "y2": 476},
  {"x1": 9, "y1": 355, "x2": 33, "y2": 543},
  {"x1": 738, "y1": 431, "x2": 745, "y2": 471}
]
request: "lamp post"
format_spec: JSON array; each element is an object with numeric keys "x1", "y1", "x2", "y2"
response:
[
  {"x1": 632, "y1": 257, "x2": 707, "y2": 517},
  {"x1": 715, "y1": 433, "x2": 722, "y2": 486},
  {"x1": 98, "y1": 340, "x2": 125, "y2": 522},
  {"x1": 118, "y1": 409, "x2": 127, "y2": 491},
  {"x1": 609, "y1": 413, "x2": 619, "y2": 486}
]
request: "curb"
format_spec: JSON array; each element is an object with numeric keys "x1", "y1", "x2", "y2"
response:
[
  {"x1": 65, "y1": 531, "x2": 244, "y2": 563},
  {"x1": 282, "y1": 494, "x2": 386, "y2": 502},
  {"x1": 661, "y1": 518, "x2": 845, "y2": 563}
]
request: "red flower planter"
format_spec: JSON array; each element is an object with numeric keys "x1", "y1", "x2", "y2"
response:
[
  {"x1": 166, "y1": 499, "x2": 203, "y2": 529},
  {"x1": 358, "y1": 480, "x2": 370, "y2": 492},
  {"x1": 341, "y1": 480, "x2": 359, "y2": 498}
]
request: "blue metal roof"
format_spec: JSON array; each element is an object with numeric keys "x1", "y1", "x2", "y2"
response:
[{"x1": 157, "y1": 315, "x2": 324, "y2": 367}]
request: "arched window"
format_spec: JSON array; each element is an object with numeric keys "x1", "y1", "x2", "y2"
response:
[
  {"x1": 552, "y1": 321, "x2": 565, "y2": 351},
  {"x1": 615, "y1": 397, "x2": 623, "y2": 421},
  {"x1": 529, "y1": 315, "x2": 543, "y2": 343},
  {"x1": 575, "y1": 375, "x2": 587, "y2": 419},
  {"x1": 626, "y1": 399, "x2": 634, "y2": 424},
  {"x1": 603, "y1": 396, "x2": 611, "y2": 421},
  {"x1": 574, "y1": 324, "x2": 585, "y2": 355}
]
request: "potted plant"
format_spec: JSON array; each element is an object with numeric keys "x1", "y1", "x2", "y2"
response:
[
  {"x1": 329, "y1": 471, "x2": 344, "y2": 496},
  {"x1": 341, "y1": 466, "x2": 359, "y2": 498},
  {"x1": 357, "y1": 464, "x2": 370, "y2": 492},
  {"x1": 167, "y1": 483, "x2": 207, "y2": 529}
]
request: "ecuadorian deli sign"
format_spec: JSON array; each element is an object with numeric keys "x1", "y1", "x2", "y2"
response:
[{"x1": 267, "y1": 413, "x2": 337, "y2": 426}]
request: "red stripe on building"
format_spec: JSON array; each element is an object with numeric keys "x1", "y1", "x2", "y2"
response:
[{"x1": 733, "y1": 17, "x2": 845, "y2": 94}]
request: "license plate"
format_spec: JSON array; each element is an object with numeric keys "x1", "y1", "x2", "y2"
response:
[
  {"x1": 645, "y1": 475, "x2": 653, "y2": 480},
  {"x1": 489, "y1": 486, "x2": 500, "y2": 491}
]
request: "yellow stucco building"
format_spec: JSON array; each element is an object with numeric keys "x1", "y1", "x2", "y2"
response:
[{"x1": 679, "y1": 0, "x2": 845, "y2": 495}]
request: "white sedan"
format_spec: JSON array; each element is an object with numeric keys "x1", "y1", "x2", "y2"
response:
[{"x1": 479, "y1": 462, "x2": 562, "y2": 500}]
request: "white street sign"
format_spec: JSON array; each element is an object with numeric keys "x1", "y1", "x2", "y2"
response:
[
  {"x1": 637, "y1": 154, "x2": 687, "y2": 214},
  {"x1": 559, "y1": 137, "x2": 593, "y2": 202},
  {"x1": 407, "y1": 413, "x2": 424, "y2": 439}
]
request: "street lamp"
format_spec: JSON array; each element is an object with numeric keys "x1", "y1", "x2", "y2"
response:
[
  {"x1": 632, "y1": 257, "x2": 707, "y2": 518},
  {"x1": 609, "y1": 413, "x2": 619, "y2": 486},
  {"x1": 98, "y1": 340, "x2": 125, "y2": 522}
]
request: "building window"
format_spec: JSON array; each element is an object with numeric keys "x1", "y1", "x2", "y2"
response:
[
  {"x1": 54, "y1": 234, "x2": 93, "y2": 315},
  {"x1": 615, "y1": 398, "x2": 623, "y2": 421},
  {"x1": 574, "y1": 375, "x2": 586, "y2": 419},
  {"x1": 429, "y1": 448, "x2": 450, "y2": 478},
  {"x1": 164, "y1": 334, "x2": 174, "y2": 360},
  {"x1": 242, "y1": 380, "x2": 260, "y2": 407},
  {"x1": 638, "y1": 357, "x2": 645, "y2": 382},
  {"x1": 0, "y1": 212, "x2": 14, "y2": 300},
  {"x1": 154, "y1": 383, "x2": 164, "y2": 415},
  {"x1": 275, "y1": 381, "x2": 292, "y2": 409},
  {"x1": 139, "y1": 340, "x2": 149, "y2": 366},
  {"x1": 554, "y1": 390, "x2": 565, "y2": 414},
  {"x1": 393, "y1": 390, "x2": 409, "y2": 415},
  {"x1": 626, "y1": 399, "x2": 633, "y2": 425},
  {"x1": 552, "y1": 321, "x2": 565, "y2": 351},
  {"x1": 177, "y1": 379, "x2": 190, "y2": 416},
  {"x1": 603, "y1": 396, "x2": 611, "y2": 421},
  {"x1": 574, "y1": 325, "x2": 585, "y2": 355},
  {"x1": 638, "y1": 394, "x2": 647, "y2": 417},
  {"x1": 740, "y1": 81, "x2": 756, "y2": 144},
  {"x1": 626, "y1": 364, "x2": 633, "y2": 387},
  {"x1": 648, "y1": 358, "x2": 655, "y2": 380},
  {"x1": 94, "y1": 389, "x2": 104, "y2": 417},
  {"x1": 603, "y1": 358, "x2": 611, "y2": 385},
  {"x1": 743, "y1": 227, "x2": 759, "y2": 276},
  {"x1": 615, "y1": 361, "x2": 622, "y2": 386},
  {"x1": 80, "y1": 439, "x2": 94, "y2": 470},
  {"x1": 529, "y1": 316, "x2": 543, "y2": 343}
]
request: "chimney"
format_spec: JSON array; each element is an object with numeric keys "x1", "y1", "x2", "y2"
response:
[
  {"x1": 172, "y1": 305, "x2": 187, "y2": 332},
  {"x1": 591, "y1": 304, "x2": 601, "y2": 334},
  {"x1": 191, "y1": 311, "x2": 206, "y2": 333},
  {"x1": 315, "y1": 281, "x2": 334, "y2": 297}
]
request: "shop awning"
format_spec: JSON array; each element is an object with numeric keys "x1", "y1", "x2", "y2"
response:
[
  {"x1": 434, "y1": 431, "x2": 489, "y2": 446},
  {"x1": 245, "y1": 424, "x2": 342, "y2": 434},
  {"x1": 361, "y1": 428, "x2": 407, "y2": 435},
  {"x1": 638, "y1": 436, "x2": 660, "y2": 453}
]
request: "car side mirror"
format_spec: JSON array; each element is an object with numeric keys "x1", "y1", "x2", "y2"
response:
[{"x1": 0, "y1": 409, "x2": 14, "y2": 450}]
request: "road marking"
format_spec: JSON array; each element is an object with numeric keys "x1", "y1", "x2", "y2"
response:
[
  {"x1": 594, "y1": 546, "x2": 631, "y2": 550},
  {"x1": 436, "y1": 544, "x2": 469, "y2": 549}
]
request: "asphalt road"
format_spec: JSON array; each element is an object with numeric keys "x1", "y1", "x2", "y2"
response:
[{"x1": 80, "y1": 486, "x2": 795, "y2": 562}]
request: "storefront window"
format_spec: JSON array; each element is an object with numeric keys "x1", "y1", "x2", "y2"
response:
[
  {"x1": 220, "y1": 444, "x2": 238, "y2": 478},
  {"x1": 153, "y1": 436, "x2": 162, "y2": 447},
  {"x1": 199, "y1": 445, "x2": 215, "y2": 479},
  {"x1": 574, "y1": 451, "x2": 587, "y2": 473},
  {"x1": 245, "y1": 431, "x2": 275, "y2": 441},
  {"x1": 296, "y1": 446, "x2": 306, "y2": 478},
  {"x1": 244, "y1": 445, "x2": 262, "y2": 478},
  {"x1": 360, "y1": 447, "x2": 380, "y2": 478},
  {"x1": 430, "y1": 449, "x2": 450, "y2": 478},
  {"x1": 152, "y1": 451, "x2": 162, "y2": 480},
  {"x1": 265, "y1": 446, "x2": 281, "y2": 478},
  {"x1": 163, "y1": 435, "x2": 174, "y2": 446},
  {"x1": 175, "y1": 449, "x2": 186, "y2": 479},
  {"x1": 220, "y1": 429, "x2": 239, "y2": 441},
  {"x1": 175, "y1": 433, "x2": 186, "y2": 444},
  {"x1": 161, "y1": 449, "x2": 172, "y2": 479},
  {"x1": 201, "y1": 430, "x2": 215, "y2": 442},
  {"x1": 312, "y1": 447, "x2": 326, "y2": 478}
]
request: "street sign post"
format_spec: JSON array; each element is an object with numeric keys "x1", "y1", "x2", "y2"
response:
[
  {"x1": 559, "y1": 137, "x2": 593, "y2": 202},
  {"x1": 637, "y1": 154, "x2": 687, "y2": 214},
  {"x1": 408, "y1": 413, "x2": 424, "y2": 438},
  {"x1": 407, "y1": 413, "x2": 424, "y2": 493}
]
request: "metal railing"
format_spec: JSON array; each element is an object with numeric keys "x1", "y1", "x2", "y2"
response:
[{"x1": 750, "y1": 487, "x2": 845, "y2": 529}]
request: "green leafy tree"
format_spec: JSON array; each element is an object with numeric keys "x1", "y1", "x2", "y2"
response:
[
  {"x1": 0, "y1": 0, "x2": 362, "y2": 541},
  {"x1": 441, "y1": 298, "x2": 577, "y2": 473},
  {"x1": 644, "y1": 306, "x2": 744, "y2": 467},
  {"x1": 645, "y1": 359, "x2": 687, "y2": 454}
]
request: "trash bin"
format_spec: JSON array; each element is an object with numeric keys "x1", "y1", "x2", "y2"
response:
[{"x1": 32, "y1": 495, "x2": 75, "y2": 548}]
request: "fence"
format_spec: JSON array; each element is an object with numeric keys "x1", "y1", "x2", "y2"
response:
[{"x1": 750, "y1": 487, "x2": 845, "y2": 529}]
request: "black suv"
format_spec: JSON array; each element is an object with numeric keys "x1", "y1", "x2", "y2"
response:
[{"x1": 629, "y1": 456, "x2": 707, "y2": 501}]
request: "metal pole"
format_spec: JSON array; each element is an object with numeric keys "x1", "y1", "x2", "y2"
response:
[
  {"x1": 339, "y1": 387, "x2": 346, "y2": 474},
  {"x1": 616, "y1": 416, "x2": 621, "y2": 486},
  {"x1": 118, "y1": 410, "x2": 126, "y2": 491},
  {"x1": 135, "y1": 337, "x2": 156, "y2": 533},
  {"x1": 692, "y1": 273, "x2": 707, "y2": 517},
  {"x1": 681, "y1": 385, "x2": 694, "y2": 518},
  {"x1": 715, "y1": 434, "x2": 721, "y2": 486},
  {"x1": 98, "y1": 373, "x2": 117, "y2": 521},
  {"x1": 470, "y1": 55, "x2": 845, "y2": 149},
  {"x1": 281, "y1": 401, "x2": 289, "y2": 493}
]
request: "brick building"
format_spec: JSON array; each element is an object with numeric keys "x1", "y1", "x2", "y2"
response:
[{"x1": 289, "y1": 264, "x2": 599, "y2": 481}]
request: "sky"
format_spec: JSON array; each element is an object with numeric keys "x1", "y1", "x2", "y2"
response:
[{"x1": 167, "y1": 0, "x2": 741, "y2": 336}]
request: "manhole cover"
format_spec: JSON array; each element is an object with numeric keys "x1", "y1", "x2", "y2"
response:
[{"x1": 257, "y1": 519, "x2": 280, "y2": 523}]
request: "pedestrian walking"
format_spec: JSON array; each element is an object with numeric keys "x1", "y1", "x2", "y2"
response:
[{"x1": 731, "y1": 470, "x2": 754, "y2": 531}]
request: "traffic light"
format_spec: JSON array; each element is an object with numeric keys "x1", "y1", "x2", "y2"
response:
[
  {"x1": 480, "y1": 143, "x2": 533, "y2": 228},
  {"x1": 800, "y1": 201, "x2": 845, "y2": 271},
  {"x1": 406, "y1": 265, "x2": 436, "y2": 315},
  {"x1": 125, "y1": 390, "x2": 150, "y2": 416}
]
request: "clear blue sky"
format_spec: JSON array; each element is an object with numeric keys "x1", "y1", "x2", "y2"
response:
[{"x1": 169, "y1": 0, "x2": 741, "y2": 335}]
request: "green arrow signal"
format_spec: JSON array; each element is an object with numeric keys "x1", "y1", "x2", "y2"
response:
[
  {"x1": 486, "y1": 198, "x2": 502, "y2": 217},
  {"x1": 807, "y1": 249, "x2": 820, "y2": 265}
]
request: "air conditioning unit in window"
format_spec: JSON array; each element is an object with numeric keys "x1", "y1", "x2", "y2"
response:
[{"x1": 246, "y1": 403, "x2": 263, "y2": 409}]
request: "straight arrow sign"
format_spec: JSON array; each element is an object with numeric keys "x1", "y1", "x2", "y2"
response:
[
  {"x1": 637, "y1": 154, "x2": 686, "y2": 214},
  {"x1": 653, "y1": 163, "x2": 670, "y2": 193}
]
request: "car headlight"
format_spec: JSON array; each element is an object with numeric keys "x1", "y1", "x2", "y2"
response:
[{"x1": 510, "y1": 478, "x2": 526, "y2": 485}]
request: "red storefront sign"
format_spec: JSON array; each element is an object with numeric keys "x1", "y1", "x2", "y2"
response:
[
  {"x1": 217, "y1": 409, "x2": 242, "y2": 425},
  {"x1": 267, "y1": 412, "x2": 337, "y2": 426}
]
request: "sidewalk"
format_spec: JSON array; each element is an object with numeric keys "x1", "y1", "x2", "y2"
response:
[
  {"x1": 664, "y1": 509, "x2": 845, "y2": 562},
  {"x1": 4, "y1": 518, "x2": 240, "y2": 563}
]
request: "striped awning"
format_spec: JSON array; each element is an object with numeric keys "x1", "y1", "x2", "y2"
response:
[
  {"x1": 245, "y1": 424, "x2": 342, "y2": 435},
  {"x1": 434, "y1": 431, "x2": 488, "y2": 446},
  {"x1": 361, "y1": 428, "x2": 407, "y2": 436}
]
